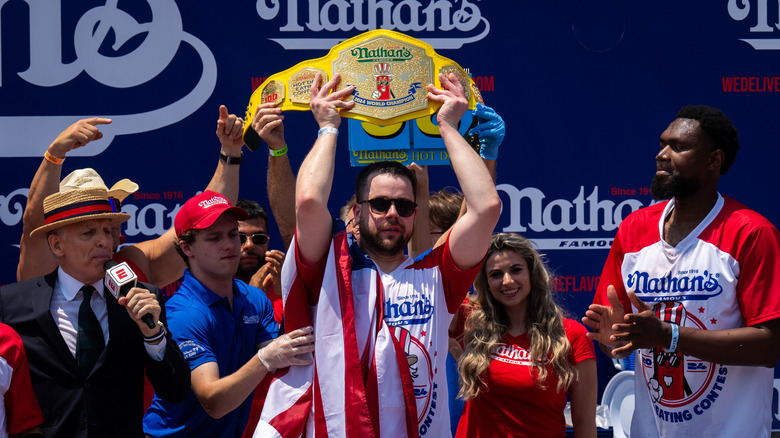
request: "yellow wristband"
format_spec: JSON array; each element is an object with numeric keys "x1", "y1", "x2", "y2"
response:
[
  {"x1": 269, "y1": 144, "x2": 288, "y2": 157},
  {"x1": 44, "y1": 150, "x2": 65, "y2": 165}
]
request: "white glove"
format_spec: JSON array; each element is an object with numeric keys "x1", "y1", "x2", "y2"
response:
[{"x1": 257, "y1": 326, "x2": 315, "y2": 372}]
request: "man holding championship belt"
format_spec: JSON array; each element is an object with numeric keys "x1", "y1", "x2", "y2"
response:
[{"x1": 255, "y1": 71, "x2": 500, "y2": 437}]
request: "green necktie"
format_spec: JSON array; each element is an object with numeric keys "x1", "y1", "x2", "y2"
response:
[{"x1": 76, "y1": 285, "x2": 104, "y2": 373}]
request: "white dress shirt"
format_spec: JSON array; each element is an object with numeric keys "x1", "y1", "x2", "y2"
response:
[{"x1": 50, "y1": 267, "x2": 165, "y2": 361}]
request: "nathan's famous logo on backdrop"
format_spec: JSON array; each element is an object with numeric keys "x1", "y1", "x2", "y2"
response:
[
  {"x1": 723, "y1": 0, "x2": 780, "y2": 92},
  {"x1": 0, "y1": 0, "x2": 216, "y2": 158},
  {"x1": 254, "y1": 0, "x2": 490, "y2": 50},
  {"x1": 728, "y1": 0, "x2": 780, "y2": 49},
  {"x1": 1, "y1": 184, "x2": 650, "y2": 249},
  {"x1": 0, "y1": 189, "x2": 183, "y2": 241},
  {"x1": 497, "y1": 184, "x2": 652, "y2": 250}
]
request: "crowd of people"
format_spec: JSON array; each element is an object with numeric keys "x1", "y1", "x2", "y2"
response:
[{"x1": 0, "y1": 70, "x2": 778, "y2": 438}]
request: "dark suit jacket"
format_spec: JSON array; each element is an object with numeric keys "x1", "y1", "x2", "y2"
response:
[{"x1": 0, "y1": 271, "x2": 190, "y2": 438}]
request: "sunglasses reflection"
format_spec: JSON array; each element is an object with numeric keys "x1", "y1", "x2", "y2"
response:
[{"x1": 239, "y1": 233, "x2": 269, "y2": 245}]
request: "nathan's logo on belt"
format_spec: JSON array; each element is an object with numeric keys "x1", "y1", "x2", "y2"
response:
[
  {"x1": 384, "y1": 296, "x2": 434, "y2": 325},
  {"x1": 627, "y1": 270, "x2": 723, "y2": 301},
  {"x1": 351, "y1": 47, "x2": 413, "y2": 62}
]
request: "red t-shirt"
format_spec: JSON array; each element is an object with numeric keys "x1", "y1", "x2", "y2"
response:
[
  {"x1": 456, "y1": 319, "x2": 595, "y2": 438},
  {"x1": 0, "y1": 323, "x2": 44, "y2": 435},
  {"x1": 262, "y1": 283, "x2": 283, "y2": 326}
]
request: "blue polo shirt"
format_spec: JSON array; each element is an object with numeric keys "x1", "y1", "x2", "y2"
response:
[{"x1": 143, "y1": 270, "x2": 278, "y2": 438}]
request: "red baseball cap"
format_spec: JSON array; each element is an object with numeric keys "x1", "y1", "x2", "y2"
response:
[{"x1": 174, "y1": 191, "x2": 248, "y2": 237}]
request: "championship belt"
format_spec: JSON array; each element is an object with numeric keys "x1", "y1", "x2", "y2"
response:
[{"x1": 243, "y1": 29, "x2": 482, "y2": 147}]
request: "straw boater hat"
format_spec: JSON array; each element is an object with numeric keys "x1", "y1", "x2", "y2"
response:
[
  {"x1": 59, "y1": 168, "x2": 138, "y2": 202},
  {"x1": 30, "y1": 187, "x2": 131, "y2": 238}
]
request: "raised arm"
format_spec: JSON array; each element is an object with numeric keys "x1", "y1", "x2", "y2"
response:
[
  {"x1": 407, "y1": 163, "x2": 432, "y2": 258},
  {"x1": 17, "y1": 117, "x2": 112, "y2": 281},
  {"x1": 249, "y1": 102, "x2": 297, "y2": 249},
  {"x1": 295, "y1": 73, "x2": 355, "y2": 264},
  {"x1": 426, "y1": 74, "x2": 501, "y2": 270},
  {"x1": 117, "y1": 105, "x2": 244, "y2": 288},
  {"x1": 205, "y1": 105, "x2": 243, "y2": 203},
  {"x1": 426, "y1": 104, "x2": 502, "y2": 254}
]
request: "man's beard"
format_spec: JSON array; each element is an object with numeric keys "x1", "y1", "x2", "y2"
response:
[
  {"x1": 235, "y1": 259, "x2": 262, "y2": 280},
  {"x1": 359, "y1": 217, "x2": 411, "y2": 257},
  {"x1": 650, "y1": 173, "x2": 699, "y2": 200}
]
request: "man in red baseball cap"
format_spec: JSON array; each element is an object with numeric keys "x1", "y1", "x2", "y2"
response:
[{"x1": 143, "y1": 191, "x2": 314, "y2": 438}]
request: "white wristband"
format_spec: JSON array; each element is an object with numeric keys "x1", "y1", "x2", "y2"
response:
[
  {"x1": 257, "y1": 349, "x2": 275, "y2": 373},
  {"x1": 318, "y1": 127, "x2": 339, "y2": 137},
  {"x1": 667, "y1": 323, "x2": 679, "y2": 353}
]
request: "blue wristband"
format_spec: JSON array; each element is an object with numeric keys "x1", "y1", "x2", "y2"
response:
[{"x1": 667, "y1": 323, "x2": 679, "y2": 353}]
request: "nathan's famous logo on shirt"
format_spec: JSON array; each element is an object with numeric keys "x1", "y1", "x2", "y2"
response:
[
  {"x1": 384, "y1": 294, "x2": 434, "y2": 326},
  {"x1": 627, "y1": 269, "x2": 723, "y2": 301},
  {"x1": 492, "y1": 343, "x2": 537, "y2": 366},
  {"x1": 243, "y1": 315, "x2": 260, "y2": 324}
]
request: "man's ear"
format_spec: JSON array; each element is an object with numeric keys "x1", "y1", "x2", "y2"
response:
[
  {"x1": 708, "y1": 149, "x2": 725, "y2": 172},
  {"x1": 47, "y1": 232, "x2": 63, "y2": 257},
  {"x1": 179, "y1": 240, "x2": 194, "y2": 258}
]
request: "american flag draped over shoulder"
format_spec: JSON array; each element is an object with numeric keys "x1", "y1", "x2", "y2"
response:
[{"x1": 254, "y1": 232, "x2": 419, "y2": 438}]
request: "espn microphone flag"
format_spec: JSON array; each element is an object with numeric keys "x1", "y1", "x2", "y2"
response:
[
  {"x1": 104, "y1": 260, "x2": 137, "y2": 299},
  {"x1": 104, "y1": 259, "x2": 156, "y2": 329}
]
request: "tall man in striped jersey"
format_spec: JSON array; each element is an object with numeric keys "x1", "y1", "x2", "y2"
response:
[
  {"x1": 584, "y1": 105, "x2": 780, "y2": 437},
  {"x1": 256, "y1": 73, "x2": 500, "y2": 437}
]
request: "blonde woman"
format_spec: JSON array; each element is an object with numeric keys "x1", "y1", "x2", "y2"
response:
[{"x1": 457, "y1": 233, "x2": 597, "y2": 437}]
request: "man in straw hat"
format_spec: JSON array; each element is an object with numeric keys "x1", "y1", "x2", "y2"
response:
[
  {"x1": 142, "y1": 191, "x2": 313, "y2": 438},
  {"x1": 0, "y1": 186, "x2": 190, "y2": 438},
  {"x1": 16, "y1": 105, "x2": 245, "y2": 289}
]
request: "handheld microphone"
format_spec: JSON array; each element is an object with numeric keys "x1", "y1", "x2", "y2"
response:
[{"x1": 104, "y1": 260, "x2": 156, "y2": 329}]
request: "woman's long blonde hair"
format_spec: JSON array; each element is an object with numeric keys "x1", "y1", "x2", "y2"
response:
[{"x1": 458, "y1": 233, "x2": 576, "y2": 401}]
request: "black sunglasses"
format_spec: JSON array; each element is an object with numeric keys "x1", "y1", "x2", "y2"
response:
[
  {"x1": 239, "y1": 233, "x2": 269, "y2": 245},
  {"x1": 359, "y1": 197, "x2": 417, "y2": 217}
]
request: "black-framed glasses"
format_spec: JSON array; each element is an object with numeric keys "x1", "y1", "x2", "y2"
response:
[
  {"x1": 359, "y1": 197, "x2": 417, "y2": 217},
  {"x1": 239, "y1": 233, "x2": 269, "y2": 245}
]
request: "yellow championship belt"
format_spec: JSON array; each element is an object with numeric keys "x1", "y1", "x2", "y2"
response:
[{"x1": 243, "y1": 29, "x2": 482, "y2": 144}]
